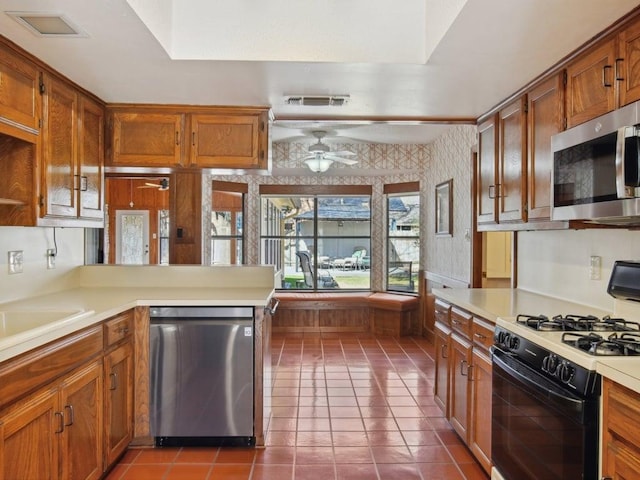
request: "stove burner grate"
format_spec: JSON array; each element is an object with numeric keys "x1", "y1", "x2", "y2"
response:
[
  {"x1": 562, "y1": 331, "x2": 640, "y2": 356},
  {"x1": 517, "y1": 313, "x2": 640, "y2": 333}
]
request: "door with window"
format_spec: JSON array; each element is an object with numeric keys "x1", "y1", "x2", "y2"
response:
[{"x1": 115, "y1": 210, "x2": 150, "y2": 264}]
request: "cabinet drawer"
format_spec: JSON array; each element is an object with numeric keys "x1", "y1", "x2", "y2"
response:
[
  {"x1": 605, "y1": 379, "x2": 640, "y2": 447},
  {"x1": 104, "y1": 311, "x2": 133, "y2": 348},
  {"x1": 472, "y1": 317, "x2": 494, "y2": 353},
  {"x1": 434, "y1": 299, "x2": 451, "y2": 327},
  {"x1": 451, "y1": 307, "x2": 472, "y2": 338}
]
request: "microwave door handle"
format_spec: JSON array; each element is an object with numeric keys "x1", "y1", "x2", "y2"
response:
[{"x1": 616, "y1": 126, "x2": 634, "y2": 198}]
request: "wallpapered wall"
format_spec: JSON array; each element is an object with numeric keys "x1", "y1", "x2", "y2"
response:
[{"x1": 204, "y1": 125, "x2": 477, "y2": 290}]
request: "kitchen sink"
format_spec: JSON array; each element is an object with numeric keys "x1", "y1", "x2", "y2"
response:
[{"x1": 0, "y1": 309, "x2": 95, "y2": 338}]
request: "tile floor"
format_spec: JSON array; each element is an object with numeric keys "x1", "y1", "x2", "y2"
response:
[{"x1": 105, "y1": 332, "x2": 489, "y2": 480}]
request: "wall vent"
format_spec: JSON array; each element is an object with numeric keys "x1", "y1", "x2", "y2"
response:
[{"x1": 284, "y1": 95, "x2": 350, "y2": 107}]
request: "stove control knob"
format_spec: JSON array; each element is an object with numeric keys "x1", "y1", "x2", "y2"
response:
[
  {"x1": 542, "y1": 354, "x2": 558, "y2": 374},
  {"x1": 497, "y1": 331, "x2": 510, "y2": 349},
  {"x1": 508, "y1": 336, "x2": 520, "y2": 350},
  {"x1": 558, "y1": 362, "x2": 575, "y2": 384}
]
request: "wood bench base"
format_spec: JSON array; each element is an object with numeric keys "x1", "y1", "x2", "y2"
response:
[{"x1": 273, "y1": 292, "x2": 420, "y2": 337}]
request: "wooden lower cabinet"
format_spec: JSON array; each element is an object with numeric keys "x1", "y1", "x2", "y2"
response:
[
  {"x1": 433, "y1": 321, "x2": 451, "y2": 416},
  {"x1": 0, "y1": 360, "x2": 103, "y2": 480},
  {"x1": 602, "y1": 378, "x2": 640, "y2": 479},
  {"x1": 104, "y1": 341, "x2": 133, "y2": 466},
  {"x1": 449, "y1": 333, "x2": 472, "y2": 440},
  {"x1": 433, "y1": 299, "x2": 493, "y2": 475},
  {"x1": 469, "y1": 348, "x2": 492, "y2": 474}
]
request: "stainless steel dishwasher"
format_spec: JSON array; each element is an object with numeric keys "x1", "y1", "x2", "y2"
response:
[{"x1": 149, "y1": 306, "x2": 255, "y2": 446}]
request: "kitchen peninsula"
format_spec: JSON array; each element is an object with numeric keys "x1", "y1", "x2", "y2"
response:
[{"x1": 0, "y1": 265, "x2": 276, "y2": 479}]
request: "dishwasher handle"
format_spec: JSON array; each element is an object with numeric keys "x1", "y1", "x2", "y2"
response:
[{"x1": 264, "y1": 297, "x2": 280, "y2": 316}]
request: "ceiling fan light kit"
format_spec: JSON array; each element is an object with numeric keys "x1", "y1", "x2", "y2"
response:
[{"x1": 304, "y1": 156, "x2": 335, "y2": 173}]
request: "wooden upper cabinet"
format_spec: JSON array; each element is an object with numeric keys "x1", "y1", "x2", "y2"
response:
[
  {"x1": 189, "y1": 113, "x2": 267, "y2": 169},
  {"x1": 107, "y1": 107, "x2": 270, "y2": 170},
  {"x1": 497, "y1": 97, "x2": 527, "y2": 224},
  {"x1": 618, "y1": 16, "x2": 640, "y2": 107},
  {"x1": 110, "y1": 112, "x2": 184, "y2": 167},
  {"x1": 41, "y1": 74, "x2": 105, "y2": 226},
  {"x1": 42, "y1": 74, "x2": 78, "y2": 219},
  {"x1": 566, "y1": 15, "x2": 640, "y2": 127},
  {"x1": 527, "y1": 73, "x2": 565, "y2": 221},
  {"x1": 0, "y1": 42, "x2": 41, "y2": 141},
  {"x1": 477, "y1": 115, "x2": 499, "y2": 226}
]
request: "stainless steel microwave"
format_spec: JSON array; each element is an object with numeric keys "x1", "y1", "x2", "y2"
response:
[{"x1": 551, "y1": 100, "x2": 640, "y2": 225}]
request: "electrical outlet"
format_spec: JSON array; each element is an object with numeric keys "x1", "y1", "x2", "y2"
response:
[
  {"x1": 589, "y1": 255, "x2": 601, "y2": 280},
  {"x1": 8, "y1": 250, "x2": 23, "y2": 274},
  {"x1": 47, "y1": 249, "x2": 56, "y2": 269}
]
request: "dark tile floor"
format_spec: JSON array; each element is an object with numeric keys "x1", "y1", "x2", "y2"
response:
[{"x1": 105, "y1": 332, "x2": 489, "y2": 480}]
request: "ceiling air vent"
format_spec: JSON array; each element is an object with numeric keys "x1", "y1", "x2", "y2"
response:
[
  {"x1": 6, "y1": 12, "x2": 87, "y2": 37},
  {"x1": 285, "y1": 95, "x2": 350, "y2": 107}
]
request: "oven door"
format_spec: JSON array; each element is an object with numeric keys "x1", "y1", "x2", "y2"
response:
[{"x1": 491, "y1": 347, "x2": 599, "y2": 480}]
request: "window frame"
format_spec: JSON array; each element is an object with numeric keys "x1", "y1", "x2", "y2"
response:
[
  {"x1": 384, "y1": 182, "x2": 420, "y2": 294},
  {"x1": 210, "y1": 180, "x2": 247, "y2": 265},
  {"x1": 259, "y1": 185, "x2": 372, "y2": 291}
]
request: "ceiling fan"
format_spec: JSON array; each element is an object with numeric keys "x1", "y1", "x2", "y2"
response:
[
  {"x1": 137, "y1": 178, "x2": 169, "y2": 191},
  {"x1": 303, "y1": 130, "x2": 358, "y2": 172}
]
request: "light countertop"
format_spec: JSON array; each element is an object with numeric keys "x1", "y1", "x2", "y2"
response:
[
  {"x1": 0, "y1": 265, "x2": 276, "y2": 363},
  {"x1": 432, "y1": 287, "x2": 640, "y2": 394}
]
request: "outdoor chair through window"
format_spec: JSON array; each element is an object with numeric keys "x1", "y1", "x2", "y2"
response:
[{"x1": 296, "y1": 251, "x2": 338, "y2": 289}]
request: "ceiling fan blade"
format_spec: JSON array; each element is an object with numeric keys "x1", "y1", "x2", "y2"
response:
[
  {"x1": 330, "y1": 157, "x2": 358, "y2": 166},
  {"x1": 331, "y1": 150, "x2": 356, "y2": 157}
]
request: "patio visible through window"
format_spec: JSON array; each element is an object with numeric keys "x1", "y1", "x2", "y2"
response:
[
  {"x1": 386, "y1": 186, "x2": 420, "y2": 293},
  {"x1": 261, "y1": 194, "x2": 371, "y2": 290}
]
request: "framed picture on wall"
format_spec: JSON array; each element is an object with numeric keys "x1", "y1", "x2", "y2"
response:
[{"x1": 435, "y1": 179, "x2": 453, "y2": 236}]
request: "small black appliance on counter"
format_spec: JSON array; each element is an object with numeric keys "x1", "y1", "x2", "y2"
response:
[{"x1": 608, "y1": 260, "x2": 640, "y2": 302}]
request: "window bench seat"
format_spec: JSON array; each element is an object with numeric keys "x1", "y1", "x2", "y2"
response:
[{"x1": 273, "y1": 292, "x2": 420, "y2": 337}]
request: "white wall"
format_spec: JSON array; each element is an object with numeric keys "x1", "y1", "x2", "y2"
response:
[
  {"x1": 518, "y1": 229, "x2": 640, "y2": 310},
  {"x1": 0, "y1": 227, "x2": 85, "y2": 303}
]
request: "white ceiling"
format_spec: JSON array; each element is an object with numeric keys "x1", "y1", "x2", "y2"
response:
[{"x1": 1, "y1": 0, "x2": 638, "y2": 144}]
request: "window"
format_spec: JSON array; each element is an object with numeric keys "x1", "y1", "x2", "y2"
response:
[
  {"x1": 260, "y1": 185, "x2": 372, "y2": 291},
  {"x1": 385, "y1": 182, "x2": 420, "y2": 293},
  {"x1": 211, "y1": 181, "x2": 246, "y2": 265}
]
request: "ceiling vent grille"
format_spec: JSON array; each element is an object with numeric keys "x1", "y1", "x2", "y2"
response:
[
  {"x1": 6, "y1": 12, "x2": 87, "y2": 37},
  {"x1": 285, "y1": 95, "x2": 350, "y2": 107}
]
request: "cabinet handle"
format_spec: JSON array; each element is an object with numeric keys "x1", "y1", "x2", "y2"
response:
[
  {"x1": 615, "y1": 58, "x2": 624, "y2": 81},
  {"x1": 109, "y1": 372, "x2": 118, "y2": 391},
  {"x1": 175, "y1": 131, "x2": 180, "y2": 145},
  {"x1": 603, "y1": 65, "x2": 613, "y2": 87},
  {"x1": 117, "y1": 326, "x2": 129, "y2": 334},
  {"x1": 192, "y1": 132, "x2": 196, "y2": 146},
  {"x1": 460, "y1": 360, "x2": 469, "y2": 376},
  {"x1": 264, "y1": 297, "x2": 280, "y2": 316},
  {"x1": 441, "y1": 343, "x2": 448, "y2": 359},
  {"x1": 80, "y1": 176, "x2": 88, "y2": 192},
  {"x1": 55, "y1": 411, "x2": 65, "y2": 433},
  {"x1": 64, "y1": 405, "x2": 74, "y2": 426},
  {"x1": 452, "y1": 319, "x2": 461, "y2": 325},
  {"x1": 474, "y1": 332, "x2": 486, "y2": 340}
]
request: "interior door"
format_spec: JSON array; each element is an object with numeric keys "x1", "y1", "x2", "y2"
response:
[{"x1": 115, "y1": 210, "x2": 150, "y2": 264}]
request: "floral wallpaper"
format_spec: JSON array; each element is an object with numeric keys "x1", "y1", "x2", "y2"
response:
[{"x1": 203, "y1": 124, "x2": 477, "y2": 289}]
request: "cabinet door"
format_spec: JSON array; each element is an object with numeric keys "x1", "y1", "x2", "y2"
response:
[
  {"x1": 449, "y1": 333, "x2": 472, "y2": 442},
  {"x1": 104, "y1": 342, "x2": 133, "y2": 467},
  {"x1": 477, "y1": 115, "x2": 498, "y2": 226},
  {"x1": 565, "y1": 37, "x2": 617, "y2": 127},
  {"x1": 498, "y1": 97, "x2": 527, "y2": 223},
  {"x1": 617, "y1": 17, "x2": 640, "y2": 108},
  {"x1": 0, "y1": 389, "x2": 59, "y2": 480},
  {"x1": 604, "y1": 441, "x2": 640, "y2": 480},
  {"x1": 42, "y1": 74, "x2": 78, "y2": 218},
  {"x1": 78, "y1": 96, "x2": 104, "y2": 221},
  {"x1": 60, "y1": 362, "x2": 103, "y2": 480},
  {"x1": 189, "y1": 114, "x2": 266, "y2": 169},
  {"x1": 110, "y1": 112, "x2": 183, "y2": 167},
  {"x1": 0, "y1": 44, "x2": 41, "y2": 140},
  {"x1": 433, "y1": 322, "x2": 451, "y2": 417},
  {"x1": 527, "y1": 74, "x2": 564, "y2": 221},
  {"x1": 469, "y1": 349, "x2": 492, "y2": 475}
]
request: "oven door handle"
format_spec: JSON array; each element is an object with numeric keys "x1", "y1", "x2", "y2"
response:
[{"x1": 492, "y1": 348, "x2": 585, "y2": 409}]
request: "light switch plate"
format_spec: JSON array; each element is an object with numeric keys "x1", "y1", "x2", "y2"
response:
[{"x1": 8, "y1": 250, "x2": 23, "y2": 274}]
